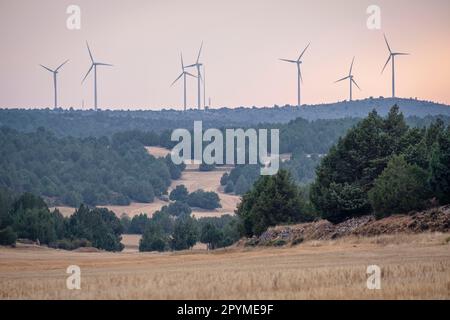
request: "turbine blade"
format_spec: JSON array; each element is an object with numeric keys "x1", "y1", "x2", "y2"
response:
[
  {"x1": 96, "y1": 63, "x2": 113, "y2": 67},
  {"x1": 86, "y1": 41, "x2": 94, "y2": 63},
  {"x1": 349, "y1": 57, "x2": 355, "y2": 76},
  {"x1": 40, "y1": 64, "x2": 54, "y2": 73},
  {"x1": 196, "y1": 41, "x2": 203, "y2": 64},
  {"x1": 335, "y1": 76, "x2": 350, "y2": 83},
  {"x1": 55, "y1": 59, "x2": 69, "y2": 72},
  {"x1": 181, "y1": 52, "x2": 184, "y2": 69},
  {"x1": 352, "y1": 78, "x2": 361, "y2": 90},
  {"x1": 299, "y1": 69, "x2": 303, "y2": 83},
  {"x1": 381, "y1": 55, "x2": 391, "y2": 74},
  {"x1": 395, "y1": 52, "x2": 410, "y2": 56},
  {"x1": 298, "y1": 42, "x2": 311, "y2": 61},
  {"x1": 279, "y1": 59, "x2": 297, "y2": 64},
  {"x1": 185, "y1": 63, "x2": 197, "y2": 68},
  {"x1": 171, "y1": 73, "x2": 183, "y2": 86},
  {"x1": 185, "y1": 72, "x2": 197, "y2": 78},
  {"x1": 82, "y1": 64, "x2": 94, "y2": 83},
  {"x1": 384, "y1": 34, "x2": 392, "y2": 53}
]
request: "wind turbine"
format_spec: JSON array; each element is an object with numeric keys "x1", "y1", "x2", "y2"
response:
[
  {"x1": 382, "y1": 34, "x2": 409, "y2": 98},
  {"x1": 171, "y1": 52, "x2": 196, "y2": 111},
  {"x1": 279, "y1": 43, "x2": 310, "y2": 107},
  {"x1": 186, "y1": 41, "x2": 204, "y2": 110},
  {"x1": 39, "y1": 60, "x2": 69, "y2": 108},
  {"x1": 203, "y1": 65, "x2": 206, "y2": 109},
  {"x1": 335, "y1": 57, "x2": 361, "y2": 101},
  {"x1": 82, "y1": 41, "x2": 113, "y2": 111}
]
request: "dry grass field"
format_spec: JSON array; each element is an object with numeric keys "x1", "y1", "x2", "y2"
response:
[{"x1": 1, "y1": 233, "x2": 449, "y2": 299}]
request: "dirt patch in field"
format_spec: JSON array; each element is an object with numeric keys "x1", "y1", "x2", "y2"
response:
[{"x1": 145, "y1": 146, "x2": 171, "y2": 158}]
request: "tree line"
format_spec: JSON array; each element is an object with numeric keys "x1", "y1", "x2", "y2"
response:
[
  {"x1": 233, "y1": 105, "x2": 450, "y2": 238},
  {"x1": 0, "y1": 127, "x2": 184, "y2": 207},
  {"x1": 0, "y1": 189, "x2": 123, "y2": 251}
]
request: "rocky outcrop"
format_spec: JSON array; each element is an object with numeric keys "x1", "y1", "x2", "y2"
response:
[{"x1": 241, "y1": 205, "x2": 450, "y2": 247}]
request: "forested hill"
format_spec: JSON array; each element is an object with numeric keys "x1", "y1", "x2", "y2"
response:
[{"x1": 1, "y1": 98, "x2": 449, "y2": 137}]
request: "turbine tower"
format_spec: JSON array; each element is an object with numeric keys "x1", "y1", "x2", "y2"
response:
[
  {"x1": 382, "y1": 34, "x2": 409, "y2": 98},
  {"x1": 280, "y1": 43, "x2": 310, "y2": 107},
  {"x1": 171, "y1": 52, "x2": 196, "y2": 111},
  {"x1": 186, "y1": 41, "x2": 204, "y2": 110},
  {"x1": 335, "y1": 57, "x2": 361, "y2": 101},
  {"x1": 203, "y1": 65, "x2": 206, "y2": 109},
  {"x1": 39, "y1": 60, "x2": 69, "y2": 108},
  {"x1": 82, "y1": 41, "x2": 113, "y2": 111}
]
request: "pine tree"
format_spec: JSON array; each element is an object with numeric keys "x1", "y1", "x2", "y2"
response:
[
  {"x1": 237, "y1": 170, "x2": 307, "y2": 236},
  {"x1": 369, "y1": 155, "x2": 429, "y2": 218}
]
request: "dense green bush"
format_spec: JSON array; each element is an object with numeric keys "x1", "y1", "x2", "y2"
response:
[
  {"x1": 200, "y1": 223, "x2": 222, "y2": 250},
  {"x1": 311, "y1": 106, "x2": 450, "y2": 222},
  {"x1": 237, "y1": 170, "x2": 311, "y2": 237},
  {"x1": 369, "y1": 156, "x2": 429, "y2": 218},
  {"x1": 169, "y1": 185, "x2": 189, "y2": 202},
  {"x1": 234, "y1": 175, "x2": 251, "y2": 195},
  {"x1": 164, "y1": 201, "x2": 192, "y2": 217},
  {"x1": 224, "y1": 181, "x2": 234, "y2": 194},
  {"x1": 0, "y1": 227, "x2": 17, "y2": 246},
  {"x1": 0, "y1": 190, "x2": 124, "y2": 251},
  {"x1": 220, "y1": 173, "x2": 229, "y2": 186},
  {"x1": 311, "y1": 106, "x2": 409, "y2": 223},
  {"x1": 171, "y1": 215, "x2": 198, "y2": 250},
  {"x1": 187, "y1": 190, "x2": 221, "y2": 210},
  {"x1": 68, "y1": 205, "x2": 124, "y2": 251},
  {"x1": 197, "y1": 215, "x2": 241, "y2": 249},
  {"x1": 139, "y1": 222, "x2": 170, "y2": 252}
]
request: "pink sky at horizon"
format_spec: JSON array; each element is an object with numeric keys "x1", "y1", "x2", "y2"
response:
[{"x1": 0, "y1": 0, "x2": 449, "y2": 110}]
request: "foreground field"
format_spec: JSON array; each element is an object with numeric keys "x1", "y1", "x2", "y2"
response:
[{"x1": 1, "y1": 233, "x2": 449, "y2": 299}]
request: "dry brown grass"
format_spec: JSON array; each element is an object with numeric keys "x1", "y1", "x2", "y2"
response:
[
  {"x1": 145, "y1": 146, "x2": 171, "y2": 158},
  {"x1": 1, "y1": 233, "x2": 449, "y2": 299}
]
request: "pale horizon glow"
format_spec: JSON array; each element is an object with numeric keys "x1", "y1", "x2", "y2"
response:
[{"x1": 0, "y1": 0, "x2": 449, "y2": 110}]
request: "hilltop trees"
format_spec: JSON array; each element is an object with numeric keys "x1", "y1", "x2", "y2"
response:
[
  {"x1": 0, "y1": 127, "x2": 175, "y2": 207},
  {"x1": 237, "y1": 170, "x2": 310, "y2": 237}
]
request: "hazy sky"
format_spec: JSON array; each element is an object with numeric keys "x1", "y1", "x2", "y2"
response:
[{"x1": 0, "y1": 0, "x2": 449, "y2": 110}]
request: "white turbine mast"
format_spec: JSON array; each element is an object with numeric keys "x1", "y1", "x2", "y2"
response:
[
  {"x1": 186, "y1": 41, "x2": 204, "y2": 110},
  {"x1": 171, "y1": 52, "x2": 197, "y2": 111},
  {"x1": 279, "y1": 42, "x2": 310, "y2": 107},
  {"x1": 82, "y1": 41, "x2": 113, "y2": 111},
  {"x1": 381, "y1": 34, "x2": 409, "y2": 98},
  {"x1": 39, "y1": 59, "x2": 69, "y2": 108}
]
